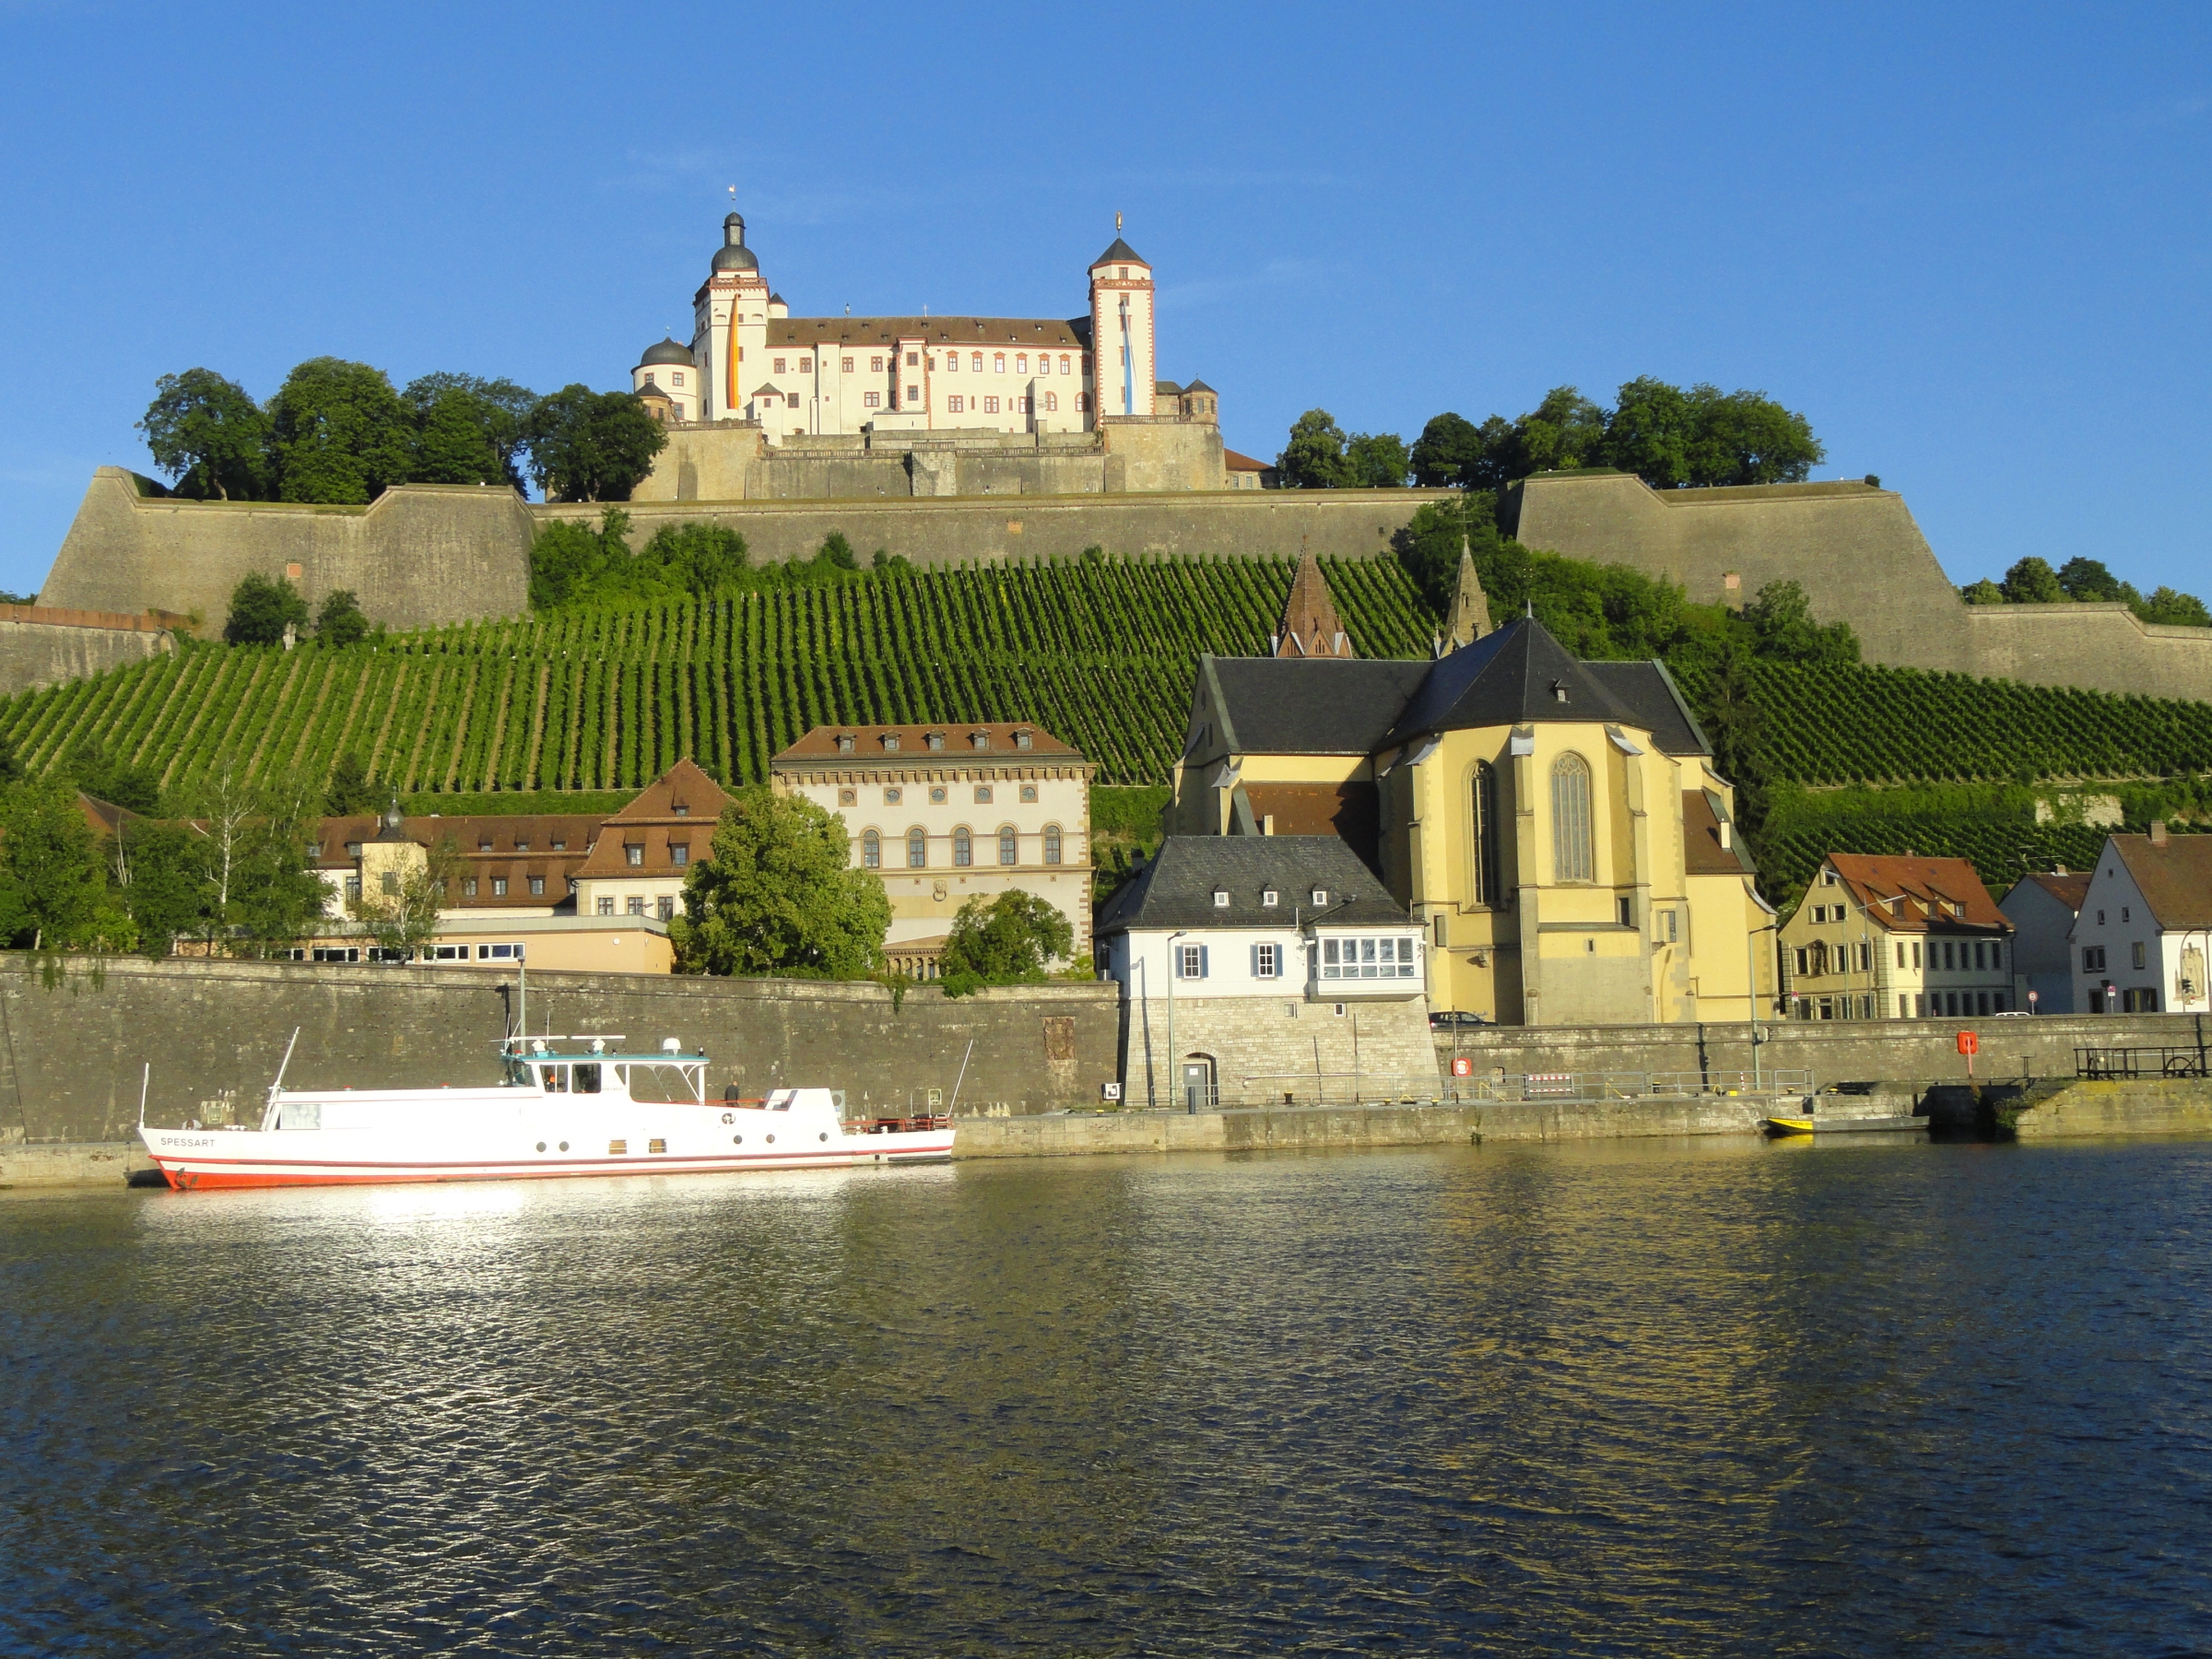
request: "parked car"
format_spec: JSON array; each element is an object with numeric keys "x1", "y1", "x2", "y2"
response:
[{"x1": 1429, "y1": 1010, "x2": 1490, "y2": 1030}]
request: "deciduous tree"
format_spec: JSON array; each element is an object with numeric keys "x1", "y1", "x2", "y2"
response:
[
  {"x1": 136, "y1": 369, "x2": 270, "y2": 500},
  {"x1": 224, "y1": 572, "x2": 310, "y2": 646},
  {"x1": 1408, "y1": 412, "x2": 1482, "y2": 488},
  {"x1": 670, "y1": 786, "x2": 888, "y2": 978},
  {"x1": 2000, "y1": 557, "x2": 2066, "y2": 605},
  {"x1": 267, "y1": 358, "x2": 414, "y2": 503},
  {"x1": 940, "y1": 891, "x2": 1073, "y2": 991},
  {"x1": 314, "y1": 588, "x2": 371, "y2": 646},
  {"x1": 1276, "y1": 409, "x2": 1351, "y2": 488},
  {"x1": 524, "y1": 385, "x2": 667, "y2": 502},
  {"x1": 1344, "y1": 430, "x2": 1410, "y2": 488},
  {"x1": 0, "y1": 777, "x2": 133, "y2": 952},
  {"x1": 402, "y1": 372, "x2": 535, "y2": 489}
]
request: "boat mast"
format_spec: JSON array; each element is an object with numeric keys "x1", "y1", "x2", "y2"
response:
[{"x1": 265, "y1": 1027, "x2": 301, "y2": 1121}]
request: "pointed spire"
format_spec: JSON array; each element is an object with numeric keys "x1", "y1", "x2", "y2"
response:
[
  {"x1": 1446, "y1": 535, "x2": 1492, "y2": 650},
  {"x1": 1275, "y1": 544, "x2": 1354, "y2": 659}
]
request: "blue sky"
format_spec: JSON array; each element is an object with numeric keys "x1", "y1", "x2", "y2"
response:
[{"x1": 0, "y1": 1, "x2": 2206, "y2": 600}]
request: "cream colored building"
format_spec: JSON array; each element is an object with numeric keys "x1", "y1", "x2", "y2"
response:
[
  {"x1": 771, "y1": 723, "x2": 1094, "y2": 976},
  {"x1": 1778, "y1": 853, "x2": 2015, "y2": 1020},
  {"x1": 632, "y1": 213, "x2": 1195, "y2": 438},
  {"x1": 1165, "y1": 560, "x2": 1774, "y2": 1026}
]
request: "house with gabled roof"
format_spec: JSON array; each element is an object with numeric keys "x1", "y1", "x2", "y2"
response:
[
  {"x1": 1999, "y1": 870, "x2": 2092, "y2": 1013},
  {"x1": 1780, "y1": 853, "x2": 2016, "y2": 1021},
  {"x1": 2068, "y1": 824, "x2": 2212, "y2": 1014}
]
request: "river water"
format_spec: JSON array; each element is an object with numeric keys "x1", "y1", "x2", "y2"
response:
[{"x1": 3, "y1": 1135, "x2": 2209, "y2": 1656}]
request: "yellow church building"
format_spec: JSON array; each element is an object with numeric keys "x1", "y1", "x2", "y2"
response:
[{"x1": 1166, "y1": 558, "x2": 1776, "y2": 1026}]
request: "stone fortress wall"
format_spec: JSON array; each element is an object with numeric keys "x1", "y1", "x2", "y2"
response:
[
  {"x1": 1507, "y1": 471, "x2": 2212, "y2": 701},
  {"x1": 0, "y1": 601, "x2": 181, "y2": 693},
  {"x1": 29, "y1": 464, "x2": 2212, "y2": 705}
]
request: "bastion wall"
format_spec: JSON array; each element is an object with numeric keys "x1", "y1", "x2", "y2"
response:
[
  {"x1": 0, "y1": 603, "x2": 179, "y2": 694},
  {"x1": 0, "y1": 957, "x2": 1121, "y2": 1145},
  {"x1": 1508, "y1": 472, "x2": 2212, "y2": 701}
]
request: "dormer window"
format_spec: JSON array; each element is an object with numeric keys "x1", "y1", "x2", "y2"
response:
[
  {"x1": 1212, "y1": 888, "x2": 1230, "y2": 908},
  {"x1": 1312, "y1": 888, "x2": 1327, "y2": 906},
  {"x1": 881, "y1": 734, "x2": 900, "y2": 751},
  {"x1": 836, "y1": 733, "x2": 856, "y2": 753},
  {"x1": 515, "y1": 841, "x2": 530, "y2": 853},
  {"x1": 674, "y1": 804, "x2": 689, "y2": 817},
  {"x1": 1015, "y1": 729, "x2": 1034, "y2": 750},
  {"x1": 927, "y1": 732, "x2": 946, "y2": 751},
  {"x1": 479, "y1": 839, "x2": 493, "y2": 853},
  {"x1": 1551, "y1": 680, "x2": 1570, "y2": 703},
  {"x1": 971, "y1": 732, "x2": 991, "y2": 750},
  {"x1": 1262, "y1": 889, "x2": 1278, "y2": 907}
]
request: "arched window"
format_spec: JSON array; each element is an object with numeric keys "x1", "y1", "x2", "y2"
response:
[
  {"x1": 1043, "y1": 391, "x2": 1058, "y2": 412},
  {"x1": 861, "y1": 830, "x2": 880, "y2": 869},
  {"x1": 1470, "y1": 761, "x2": 1501, "y2": 905},
  {"x1": 907, "y1": 828, "x2": 927, "y2": 868},
  {"x1": 1043, "y1": 824, "x2": 1063, "y2": 865},
  {"x1": 998, "y1": 826, "x2": 1018, "y2": 865},
  {"x1": 953, "y1": 826, "x2": 972, "y2": 866},
  {"x1": 1550, "y1": 753, "x2": 1594, "y2": 883}
]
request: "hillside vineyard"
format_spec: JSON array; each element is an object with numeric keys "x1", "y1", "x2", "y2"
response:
[
  {"x1": 12, "y1": 552, "x2": 2212, "y2": 801},
  {"x1": 0, "y1": 557, "x2": 1431, "y2": 795}
]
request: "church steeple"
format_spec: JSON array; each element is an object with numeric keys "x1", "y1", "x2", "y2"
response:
[
  {"x1": 1273, "y1": 546, "x2": 1353, "y2": 658},
  {"x1": 1446, "y1": 537, "x2": 1492, "y2": 650}
]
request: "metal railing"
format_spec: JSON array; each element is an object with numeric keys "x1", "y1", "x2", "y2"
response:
[
  {"x1": 2075, "y1": 1046, "x2": 2211, "y2": 1080},
  {"x1": 1211, "y1": 1067, "x2": 1817, "y2": 1112}
]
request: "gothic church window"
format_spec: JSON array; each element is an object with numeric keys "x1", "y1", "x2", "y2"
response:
[
  {"x1": 1471, "y1": 761, "x2": 1501, "y2": 905},
  {"x1": 1551, "y1": 753, "x2": 1595, "y2": 883}
]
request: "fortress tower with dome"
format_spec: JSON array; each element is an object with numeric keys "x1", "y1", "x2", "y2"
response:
[{"x1": 622, "y1": 211, "x2": 1236, "y2": 500}]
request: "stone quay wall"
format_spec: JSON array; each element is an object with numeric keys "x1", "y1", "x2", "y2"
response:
[
  {"x1": 2009, "y1": 1078, "x2": 2212, "y2": 1139},
  {"x1": 0, "y1": 957, "x2": 1120, "y2": 1146}
]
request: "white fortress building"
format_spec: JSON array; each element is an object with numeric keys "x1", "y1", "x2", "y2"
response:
[{"x1": 625, "y1": 211, "x2": 1237, "y2": 500}]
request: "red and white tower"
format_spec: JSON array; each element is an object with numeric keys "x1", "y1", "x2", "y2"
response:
[
  {"x1": 691, "y1": 212, "x2": 771, "y2": 423},
  {"x1": 1088, "y1": 221, "x2": 1155, "y2": 420}
]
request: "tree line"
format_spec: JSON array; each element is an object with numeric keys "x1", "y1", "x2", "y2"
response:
[
  {"x1": 138, "y1": 360, "x2": 669, "y2": 506},
  {"x1": 1274, "y1": 378, "x2": 1827, "y2": 492},
  {"x1": 1959, "y1": 556, "x2": 2210, "y2": 629}
]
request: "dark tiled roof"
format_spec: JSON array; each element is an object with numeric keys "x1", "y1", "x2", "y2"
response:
[
  {"x1": 2111, "y1": 833, "x2": 2212, "y2": 928},
  {"x1": 1096, "y1": 836, "x2": 1409, "y2": 935},
  {"x1": 638, "y1": 337, "x2": 693, "y2": 368},
  {"x1": 1202, "y1": 657, "x2": 1432, "y2": 755},
  {"x1": 1092, "y1": 237, "x2": 1147, "y2": 267},
  {"x1": 1383, "y1": 619, "x2": 1635, "y2": 746},
  {"x1": 1582, "y1": 662, "x2": 1710, "y2": 756},
  {"x1": 2011, "y1": 871, "x2": 2092, "y2": 913}
]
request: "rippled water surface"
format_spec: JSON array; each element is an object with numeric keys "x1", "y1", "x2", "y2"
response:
[{"x1": 6, "y1": 1136, "x2": 2212, "y2": 1655}]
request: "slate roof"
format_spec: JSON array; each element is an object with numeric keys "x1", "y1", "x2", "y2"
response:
[
  {"x1": 638, "y1": 337, "x2": 694, "y2": 368},
  {"x1": 1200, "y1": 657, "x2": 1432, "y2": 755},
  {"x1": 765, "y1": 316, "x2": 1093, "y2": 350},
  {"x1": 1096, "y1": 836, "x2": 1410, "y2": 935},
  {"x1": 1092, "y1": 237, "x2": 1147, "y2": 267},
  {"x1": 2109, "y1": 832, "x2": 2212, "y2": 928},
  {"x1": 1583, "y1": 662, "x2": 1710, "y2": 757}
]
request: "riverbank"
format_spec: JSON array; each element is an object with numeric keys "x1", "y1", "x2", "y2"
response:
[{"x1": 2006, "y1": 1078, "x2": 2212, "y2": 1139}]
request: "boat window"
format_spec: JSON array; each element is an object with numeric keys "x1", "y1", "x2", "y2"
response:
[
  {"x1": 624, "y1": 1063, "x2": 700, "y2": 1104},
  {"x1": 279, "y1": 1101, "x2": 322, "y2": 1131},
  {"x1": 572, "y1": 1063, "x2": 602, "y2": 1095},
  {"x1": 503, "y1": 1059, "x2": 532, "y2": 1087},
  {"x1": 540, "y1": 1064, "x2": 568, "y2": 1093}
]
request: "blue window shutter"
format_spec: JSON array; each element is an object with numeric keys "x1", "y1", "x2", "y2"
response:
[
  {"x1": 1199, "y1": 945, "x2": 1209, "y2": 979},
  {"x1": 1250, "y1": 943, "x2": 1261, "y2": 978}
]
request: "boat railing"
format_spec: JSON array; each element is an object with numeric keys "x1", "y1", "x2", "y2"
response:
[{"x1": 845, "y1": 1114, "x2": 954, "y2": 1135}]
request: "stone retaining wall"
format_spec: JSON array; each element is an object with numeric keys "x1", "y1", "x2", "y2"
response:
[{"x1": 2008, "y1": 1078, "x2": 2212, "y2": 1139}]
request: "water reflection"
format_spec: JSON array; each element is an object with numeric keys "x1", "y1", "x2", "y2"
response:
[{"x1": 4, "y1": 1138, "x2": 2210, "y2": 1654}]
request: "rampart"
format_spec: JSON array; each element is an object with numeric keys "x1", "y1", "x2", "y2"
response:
[
  {"x1": 1508, "y1": 471, "x2": 2212, "y2": 701},
  {"x1": 0, "y1": 603, "x2": 184, "y2": 694},
  {"x1": 0, "y1": 957, "x2": 1121, "y2": 1145},
  {"x1": 40, "y1": 469, "x2": 534, "y2": 633}
]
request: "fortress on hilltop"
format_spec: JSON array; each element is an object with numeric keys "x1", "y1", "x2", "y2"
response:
[{"x1": 621, "y1": 211, "x2": 1234, "y2": 501}]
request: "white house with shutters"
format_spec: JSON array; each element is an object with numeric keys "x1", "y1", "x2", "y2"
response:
[
  {"x1": 1095, "y1": 836, "x2": 1435, "y2": 1112},
  {"x1": 2068, "y1": 825, "x2": 2212, "y2": 1014}
]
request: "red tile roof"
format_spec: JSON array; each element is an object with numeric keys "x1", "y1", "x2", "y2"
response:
[{"x1": 1820, "y1": 853, "x2": 2009, "y2": 934}]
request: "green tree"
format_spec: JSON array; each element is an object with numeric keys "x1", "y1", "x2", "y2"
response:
[
  {"x1": 136, "y1": 369, "x2": 270, "y2": 500},
  {"x1": 2056, "y1": 557, "x2": 2127, "y2": 603},
  {"x1": 2000, "y1": 557, "x2": 2066, "y2": 605},
  {"x1": 1742, "y1": 579, "x2": 1860, "y2": 667},
  {"x1": 1693, "y1": 654, "x2": 1772, "y2": 854},
  {"x1": 2136, "y1": 586, "x2": 2212, "y2": 628},
  {"x1": 939, "y1": 890, "x2": 1074, "y2": 992},
  {"x1": 1603, "y1": 376, "x2": 1698, "y2": 488},
  {"x1": 401, "y1": 372, "x2": 535, "y2": 488},
  {"x1": 0, "y1": 777, "x2": 133, "y2": 952},
  {"x1": 324, "y1": 750, "x2": 374, "y2": 815},
  {"x1": 1512, "y1": 386, "x2": 1610, "y2": 476},
  {"x1": 1675, "y1": 383, "x2": 1823, "y2": 487},
  {"x1": 528, "y1": 509, "x2": 633, "y2": 609},
  {"x1": 61, "y1": 735, "x2": 161, "y2": 815},
  {"x1": 1394, "y1": 493, "x2": 1503, "y2": 614},
  {"x1": 1408, "y1": 412, "x2": 1483, "y2": 488},
  {"x1": 524, "y1": 385, "x2": 668, "y2": 502},
  {"x1": 114, "y1": 818, "x2": 213, "y2": 958},
  {"x1": 670, "y1": 785, "x2": 888, "y2": 978},
  {"x1": 636, "y1": 522, "x2": 750, "y2": 598},
  {"x1": 1344, "y1": 430, "x2": 1410, "y2": 488},
  {"x1": 224, "y1": 571, "x2": 310, "y2": 645},
  {"x1": 314, "y1": 588, "x2": 371, "y2": 646},
  {"x1": 267, "y1": 358, "x2": 414, "y2": 503},
  {"x1": 1277, "y1": 409, "x2": 1351, "y2": 488},
  {"x1": 1959, "y1": 578, "x2": 2006, "y2": 605}
]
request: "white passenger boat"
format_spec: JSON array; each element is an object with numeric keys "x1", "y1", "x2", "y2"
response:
[{"x1": 138, "y1": 1031, "x2": 955, "y2": 1192}]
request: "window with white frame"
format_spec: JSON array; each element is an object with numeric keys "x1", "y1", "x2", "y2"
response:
[
  {"x1": 1253, "y1": 942, "x2": 1280, "y2": 979},
  {"x1": 1319, "y1": 937, "x2": 1418, "y2": 981},
  {"x1": 1175, "y1": 943, "x2": 1206, "y2": 978}
]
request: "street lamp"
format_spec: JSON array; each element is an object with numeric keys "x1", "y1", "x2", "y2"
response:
[{"x1": 1164, "y1": 930, "x2": 1189, "y2": 1113}]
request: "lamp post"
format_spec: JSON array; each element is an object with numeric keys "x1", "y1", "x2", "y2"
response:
[
  {"x1": 1747, "y1": 912, "x2": 1777, "y2": 1089},
  {"x1": 1164, "y1": 930, "x2": 1188, "y2": 1113}
]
